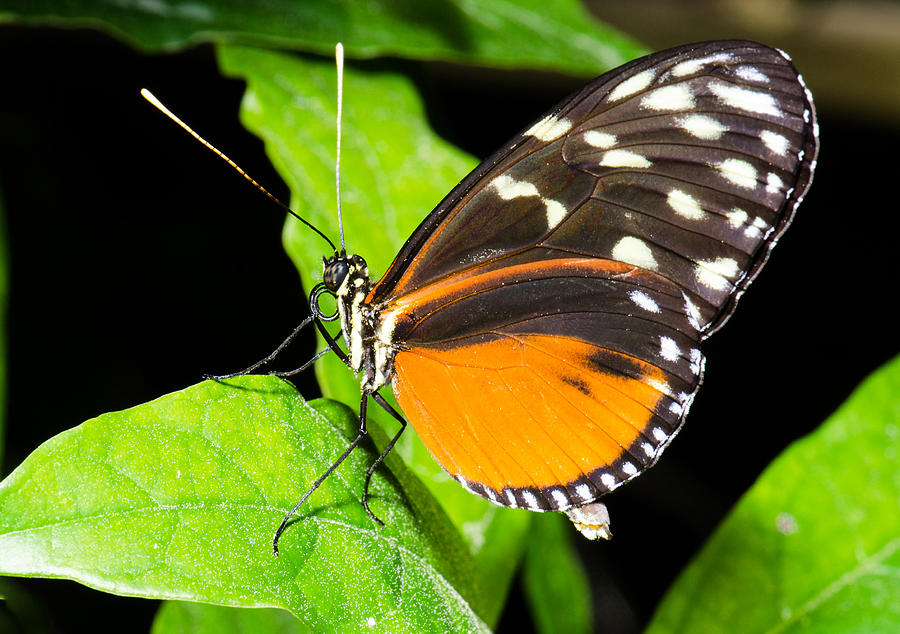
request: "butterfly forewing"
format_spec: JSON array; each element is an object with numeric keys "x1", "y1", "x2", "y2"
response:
[{"x1": 369, "y1": 41, "x2": 817, "y2": 512}]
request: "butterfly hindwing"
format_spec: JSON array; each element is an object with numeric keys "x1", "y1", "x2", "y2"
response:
[{"x1": 387, "y1": 257, "x2": 701, "y2": 510}]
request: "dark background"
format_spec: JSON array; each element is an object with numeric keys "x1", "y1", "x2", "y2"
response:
[{"x1": 1, "y1": 7, "x2": 898, "y2": 633}]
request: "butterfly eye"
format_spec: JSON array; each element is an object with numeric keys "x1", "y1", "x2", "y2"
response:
[{"x1": 323, "y1": 259, "x2": 350, "y2": 291}]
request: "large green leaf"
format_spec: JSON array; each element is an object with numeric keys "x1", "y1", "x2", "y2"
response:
[
  {"x1": 647, "y1": 354, "x2": 900, "y2": 633},
  {"x1": 0, "y1": 0, "x2": 645, "y2": 75},
  {"x1": 217, "y1": 44, "x2": 534, "y2": 626},
  {"x1": 0, "y1": 377, "x2": 487, "y2": 632}
]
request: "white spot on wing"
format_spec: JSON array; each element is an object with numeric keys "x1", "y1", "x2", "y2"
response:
[
  {"x1": 659, "y1": 335, "x2": 681, "y2": 362},
  {"x1": 690, "y1": 348, "x2": 703, "y2": 375},
  {"x1": 550, "y1": 489, "x2": 568, "y2": 508},
  {"x1": 492, "y1": 174, "x2": 538, "y2": 200},
  {"x1": 641, "y1": 442, "x2": 654, "y2": 457},
  {"x1": 544, "y1": 198, "x2": 567, "y2": 229},
  {"x1": 583, "y1": 130, "x2": 617, "y2": 148},
  {"x1": 612, "y1": 236, "x2": 658, "y2": 270},
  {"x1": 761, "y1": 130, "x2": 789, "y2": 155},
  {"x1": 709, "y1": 81, "x2": 782, "y2": 116},
  {"x1": 679, "y1": 114, "x2": 726, "y2": 139},
  {"x1": 575, "y1": 484, "x2": 592, "y2": 501},
  {"x1": 524, "y1": 115, "x2": 572, "y2": 142},
  {"x1": 652, "y1": 427, "x2": 668, "y2": 442},
  {"x1": 599, "y1": 472, "x2": 616, "y2": 488},
  {"x1": 735, "y1": 65, "x2": 769, "y2": 82},
  {"x1": 667, "y1": 188, "x2": 704, "y2": 219},
  {"x1": 745, "y1": 216, "x2": 768, "y2": 239},
  {"x1": 681, "y1": 291, "x2": 703, "y2": 331},
  {"x1": 696, "y1": 257, "x2": 739, "y2": 291},
  {"x1": 727, "y1": 207, "x2": 749, "y2": 228},
  {"x1": 600, "y1": 149, "x2": 652, "y2": 168},
  {"x1": 522, "y1": 490, "x2": 540, "y2": 510},
  {"x1": 629, "y1": 290, "x2": 660, "y2": 313},
  {"x1": 766, "y1": 172, "x2": 784, "y2": 194},
  {"x1": 622, "y1": 461, "x2": 638, "y2": 476},
  {"x1": 716, "y1": 158, "x2": 758, "y2": 189},
  {"x1": 608, "y1": 69, "x2": 655, "y2": 101},
  {"x1": 670, "y1": 52, "x2": 732, "y2": 77},
  {"x1": 641, "y1": 84, "x2": 695, "y2": 111},
  {"x1": 645, "y1": 376, "x2": 673, "y2": 398},
  {"x1": 491, "y1": 173, "x2": 568, "y2": 232}
]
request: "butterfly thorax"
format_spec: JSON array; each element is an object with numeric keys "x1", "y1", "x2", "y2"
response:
[{"x1": 323, "y1": 253, "x2": 397, "y2": 393}]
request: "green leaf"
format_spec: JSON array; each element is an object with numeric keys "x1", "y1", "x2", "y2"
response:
[
  {"x1": 0, "y1": 0, "x2": 645, "y2": 75},
  {"x1": 217, "y1": 44, "x2": 533, "y2": 627},
  {"x1": 0, "y1": 377, "x2": 487, "y2": 633},
  {"x1": 647, "y1": 354, "x2": 900, "y2": 633},
  {"x1": 153, "y1": 601, "x2": 308, "y2": 634},
  {"x1": 522, "y1": 514, "x2": 593, "y2": 634}
]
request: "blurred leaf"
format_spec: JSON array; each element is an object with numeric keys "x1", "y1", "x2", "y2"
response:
[
  {"x1": 0, "y1": 578, "x2": 59, "y2": 634},
  {"x1": 0, "y1": 377, "x2": 487, "y2": 632},
  {"x1": 0, "y1": 186, "x2": 6, "y2": 469},
  {"x1": 218, "y1": 44, "x2": 534, "y2": 626},
  {"x1": 0, "y1": 0, "x2": 645, "y2": 75},
  {"x1": 647, "y1": 354, "x2": 900, "y2": 633},
  {"x1": 522, "y1": 514, "x2": 593, "y2": 634},
  {"x1": 153, "y1": 601, "x2": 307, "y2": 634}
]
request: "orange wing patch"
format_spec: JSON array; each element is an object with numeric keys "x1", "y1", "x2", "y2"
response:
[{"x1": 391, "y1": 333, "x2": 677, "y2": 510}]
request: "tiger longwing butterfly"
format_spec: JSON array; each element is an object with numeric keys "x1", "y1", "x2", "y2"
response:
[
  {"x1": 154, "y1": 40, "x2": 818, "y2": 551},
  {"x1": 293, "y1": 40, "x2": 819, "y2": 550}
]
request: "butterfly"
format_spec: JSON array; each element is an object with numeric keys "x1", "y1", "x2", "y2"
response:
[
  {"x1": 146, "y1": 39, "x2": 818, "y2": 551},
  {"x1": 280, "y1": 40, "x2": 820, "y2": 547}
]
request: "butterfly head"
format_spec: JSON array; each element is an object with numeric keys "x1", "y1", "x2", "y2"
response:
[{"x1": 322, "y1": 252, "x2": 368, "y2": 294}]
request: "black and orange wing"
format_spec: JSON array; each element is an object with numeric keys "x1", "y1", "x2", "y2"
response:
[
  {"x1": 370, "y1": 41, "x2": 818, "y2": 511},
  {"x1": 384, "y1": 256, "x2": 702, "y2": 510}
]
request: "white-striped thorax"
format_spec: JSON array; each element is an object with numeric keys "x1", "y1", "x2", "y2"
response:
[{"x1": 322, "y1": 252, "x2": 397, "y2": 392}]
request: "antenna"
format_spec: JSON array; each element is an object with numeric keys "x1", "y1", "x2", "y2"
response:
[
  {"x1": 334, "y1": 43, "x2": 346, "y2": 254},
  {"x1": 140, "y1": 88, "x2": 337, "y2": 252}
]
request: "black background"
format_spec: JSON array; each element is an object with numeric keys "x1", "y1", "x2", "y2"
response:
[{"x1": 1, "y1": 21, "x2": 897, "y2": 634}]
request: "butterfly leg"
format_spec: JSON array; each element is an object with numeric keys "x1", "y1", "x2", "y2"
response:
[
  {"x1": 272, "y1": 393, "x2": 372, "y2": 556},
  {"x1": 360, "y1": 391, "x2": 408, "y2": 527},
  {"x1": 267, "y1": 346, "x2": 332, "y2": 378},
  {"x1": 314, "y1": 316, "x2": 353, "y2": 368}
]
